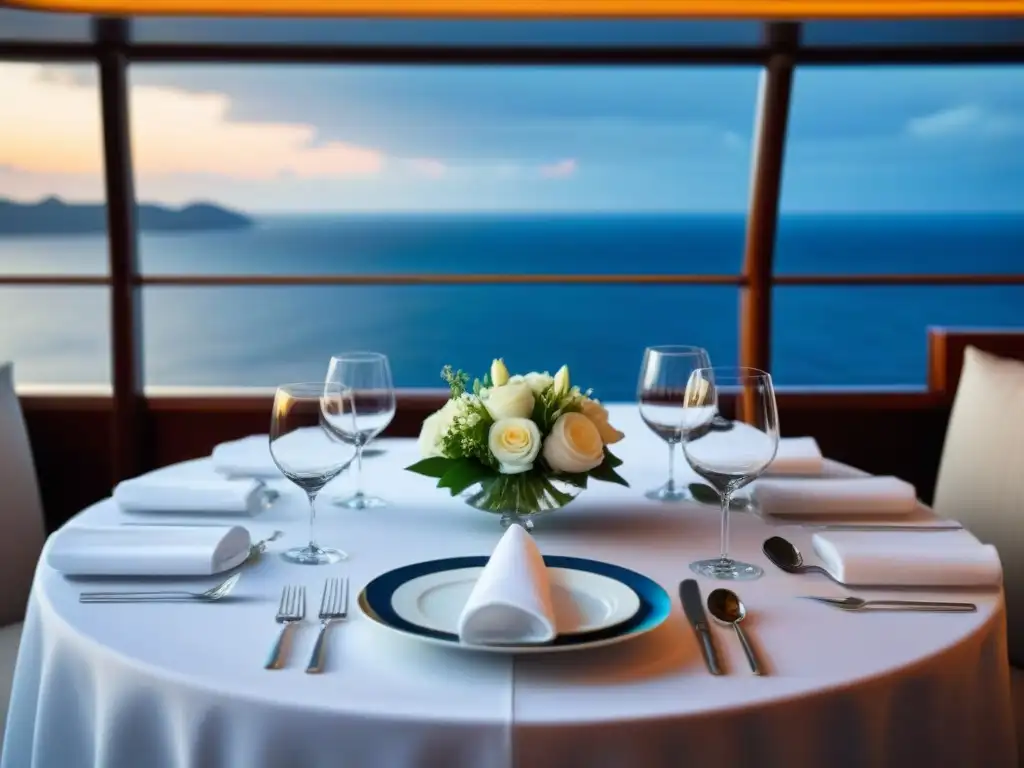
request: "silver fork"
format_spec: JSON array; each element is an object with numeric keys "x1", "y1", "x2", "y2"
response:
[
  {"x1": 306, "y1": 577, "x2": 349, "y2": 674},
  {"x1": 265, "y1": 585, "x2": 306, "y2": 670},
  {"x1": 79, "y1": 573, "x2": 241, "y2": 603},
  {"x1": 802, "y1": 596, "x2": 978, "y2": 612}
]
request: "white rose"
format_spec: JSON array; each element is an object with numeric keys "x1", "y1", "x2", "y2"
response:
[
  {"x1": 543, "y1": 412, "x2": 604, "y2": 474},
  {"x1": 522, "y1": 371, "x2": 554, "y2": 394},
  {"x1": 490, "y1": 358, "x2": 510, "y2": 387},
  {"x1": 417, "y1": 401, "x2": 458, "y2": 457},
  {"x1": 489, "y1": 417, "x2": 542, "y2": 475},
  {"x1": 579, "y1": 398, "x2": 625, "y2": 445},
  {"x1": 484, "y1": 381, "x2": 535, "y2": 420}
]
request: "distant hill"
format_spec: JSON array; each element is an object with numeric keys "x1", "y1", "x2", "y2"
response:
[{"x1": 0, "y1": 196, "x2": 254, "y2": 235}]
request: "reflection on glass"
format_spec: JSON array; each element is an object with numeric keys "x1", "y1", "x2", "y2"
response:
[
  {"x1": 637, "y1": 345, "x2": 712, "y2": 502},
  {"x1": 269, "y1": 382, "x2": 353, "y2": 564},
  {"x1": 682, "y1": 367, "x2": 779, "y2": 581}
]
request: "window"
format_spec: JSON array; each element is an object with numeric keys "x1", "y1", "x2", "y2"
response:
[
  {"x1": 772, "y1": 66, "x2": 1024, "y2": 387},
  {"x1": 129, "y1": 64, "x2": 756, "y2": 395},
  {"x1": 0, "y1": 62, "x2": 109, "y2": 388},
  {"x1": 0, "y1": 7, "x2": 93, "y2": 41}
]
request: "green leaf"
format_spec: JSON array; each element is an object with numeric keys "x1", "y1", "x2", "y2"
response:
[
  {"x1": 438, "y1": 459, "x2": 497, "y2": 496},
  {"x1": 588, "y1": 461, "x2": 630, "y2": 488},
  {"x1": 603, "y1": 448, "x2": 623, "y2": 468},
  {"x1": 405, "y1": 457, "x2": 454, "y2": 478}
]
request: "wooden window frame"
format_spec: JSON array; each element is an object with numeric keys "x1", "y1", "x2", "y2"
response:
[{"x1": 2, "y1": 17, "x2": 1024, "y2": 482}]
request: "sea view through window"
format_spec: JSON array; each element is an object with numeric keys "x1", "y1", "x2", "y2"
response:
[{"x1": 1, "y1": 56, "x2": 1021, "y2": 399}]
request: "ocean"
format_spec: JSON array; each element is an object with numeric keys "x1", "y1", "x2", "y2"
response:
[{"x1": 1, "y1": 212, "x2": 1022, "y2": 400}]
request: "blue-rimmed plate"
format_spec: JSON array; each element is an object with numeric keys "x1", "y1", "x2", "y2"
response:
[{"x1": 358, "y1": 555, "x2": 671, "y2": 654}]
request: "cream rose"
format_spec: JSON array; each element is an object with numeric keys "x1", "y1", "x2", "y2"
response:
[
  {"x1": 484, "y1": 381, "x2": 535, "y2": 420},
  {"x1": 417, "y1": 399, "x2": 460, "y2": 457},
  {"x1": 489, "y1": 417, "x2": 541, "y2": 475},
  {"x1": 543, "y1": 412, "x2": 605, "y2": 474},
  {"x1": 579, "y1": 398, "x2": 625, "y2": 445}
]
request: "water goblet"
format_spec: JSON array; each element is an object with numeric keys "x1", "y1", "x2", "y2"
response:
[
  {"x1": 325, "y1": 352, "x2": 396, "y2": 509},
  {"x1": 269, "y1": 383, "x2": 353, "y2": 565},
  {"x1": 637, "y1": 345, "x2": 712, "y2": 502},
  {"x1": 681, "y1": 367, "x2": 779, "y2": 580}
]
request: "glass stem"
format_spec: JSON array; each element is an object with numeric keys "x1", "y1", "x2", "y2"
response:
[
  {"x1": 306, "y1": 490, "x2": 319, "y2": 551},
  {"x1": 353, "y1": 444, "x2": 364, "y2": 497},
  {"x1": 666, "y1": 442, "x2": 676, "y2": 492},
  {"x1": 719, "y1": 487, "x2": 732, "y2": 563}
]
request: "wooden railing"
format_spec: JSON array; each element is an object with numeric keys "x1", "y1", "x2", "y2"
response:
[{"x1": 3, "y1": 16, "x2": 1024, "y2": 516}]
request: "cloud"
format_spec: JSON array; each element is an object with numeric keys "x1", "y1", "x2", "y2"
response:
[
  {"x1": 0, "y1": 63, "x2": 384, "y2": 182},
  {"x1": 409, "y1": 158, "x2": 447, "y2": 179},
  {"x1": 539, "y1": 158, "x2": 578, "y2": 179},
  {"x1": 905, "y1": 104, "x2": 1024, "y2": 139}
]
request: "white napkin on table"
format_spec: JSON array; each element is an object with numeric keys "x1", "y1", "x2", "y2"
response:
[
  {"x1": 812, "y1": 529, "x2": 1002, "y2": 587},
  {"x1": 211, "y1": 435, "x2": 281, "y2": 479},
  {"x1": 114, "y1": 476, "x2": 267, "y2": 517},
  {"x1": 458, "y1": 524, "x2": 556, "y2": 646},
  {"x1": 46, "y1": 525, "x2": 252, "y2": 576},
  {"x1": 766, "y1": 437, "x2": 824, "y2": 475},
  {"x1": 753, "y1": 476, "x2": 918, "y2": 518}
]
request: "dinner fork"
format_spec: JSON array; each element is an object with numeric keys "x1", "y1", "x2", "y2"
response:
[
  {"x1": 802, "y1": 596, "x2": 978, "y2": 613},
  {"x1": 265, "y1": 585, "x2": 306, "y2": 670},
  {"x1": 305, "y1": 577, "x2": 349, "y2": 674},
  {"x1": 79, "y1": 573, "x2": 242, "y2": 603}
]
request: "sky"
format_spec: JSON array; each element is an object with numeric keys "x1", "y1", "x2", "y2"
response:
[{"x1": 1, "y1": 16, "x2": 1023, "y2": 213}]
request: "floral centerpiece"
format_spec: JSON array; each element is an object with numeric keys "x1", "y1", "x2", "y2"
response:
[{"x1": 406, "y1": 359, "x2": 628, "y2": 529}]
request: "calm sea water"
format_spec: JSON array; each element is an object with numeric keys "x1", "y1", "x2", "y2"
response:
[{"x1": 1, "y1": 212, "x2": 1022, "y2": 399}]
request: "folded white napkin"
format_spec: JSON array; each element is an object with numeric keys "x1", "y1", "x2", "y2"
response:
[
  {"x1": 46, "y1": 525, "x2": 252, "y2": 576},
  {"x1": 766, "y1": 437, "x2": 824, "y2": 475},
  {"x1": 812, "y1": 529, "x2": 1002, "y2": 587},
  {"x1": 211, "y1": 435, "x2": 281, "y2": 479},
  {"x1": 458, "y1": 524, "x2": 556, "y2": 646},
  {"x1": 114, "y1": 477, "x2": 267, "y2": 517},
  {"x1": 753, "y1": 476, "x2": 918, "y2": 518}
]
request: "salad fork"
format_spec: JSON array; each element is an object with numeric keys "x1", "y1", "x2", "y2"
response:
[
  {"x1": 306, "y1": 577, "x2": 349, "y2": 674},
  {"x1": 265, "y1": 585, "x2": 306, "y2": 669}
]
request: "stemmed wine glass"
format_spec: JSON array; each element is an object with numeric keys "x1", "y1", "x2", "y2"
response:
[
  {"x1": 325, "y1": 352, "x2": 396, "y2": 509},
  {"x1": 681, "y1": 367, "x2": 779, "y2": 580},
  {"x1": 637, "y1": 345, "x2": 712, "y2": 502},
  {"x1": 269, "y1": 383, "x2": 353, "y2": 565}
]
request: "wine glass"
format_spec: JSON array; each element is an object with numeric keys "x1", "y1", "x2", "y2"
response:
[
  {"x1": 637, "y1": 345, "x2": 712, "y2": 502},
  {"x1": 681, "y1": 367, "x2": 779, "y2": 580},
  {"x1": 269, "y1": 383, "x2": 353, "y2": 565},
  {"x1": 325, "y1": 352, "x2": 396, "y2": 509}
]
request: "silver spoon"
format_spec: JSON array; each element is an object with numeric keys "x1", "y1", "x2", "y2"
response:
[
  {"x1": 79, "y1": 572, "x2": 242, "y2": 603},
  {"x1": 802, "y1": 596, "x2": 977, "y2": 613},
  {"x1": 706, "y1": 588, "x2": 762, "y2": 675},
  {"x1": 762, "y1": 536, "x2": 834, "y2": 579}
]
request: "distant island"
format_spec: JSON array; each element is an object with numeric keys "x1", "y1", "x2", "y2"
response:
[{"x1": 0, "y1": 196, "x2": 254, "y2": 235}]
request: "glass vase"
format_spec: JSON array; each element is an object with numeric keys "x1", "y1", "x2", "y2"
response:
[{"x1": 462, "y1": 473, "x2": 582, "y2": 532}]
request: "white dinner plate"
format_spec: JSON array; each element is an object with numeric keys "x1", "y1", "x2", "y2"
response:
[{"x1": 390, "y1": 566, "x2": 641, "y2": 637}]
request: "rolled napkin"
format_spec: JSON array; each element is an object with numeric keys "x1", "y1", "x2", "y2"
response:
[
  {"x1": 458, "y1": 524, "x2": 556, "y2": 646},
  {"x1": 812, "y1": 529, "x2": 1002, "y2": 587},
  {"x1": 753, "y1": 476, "x2": 918, "y2": 518},
  {"x1": 114, "y1": 476, "x2": 267, "y2": 517},
  {"x1": 46, "y1": 525, "x2": 252, "y2": 576},
  {"x1": 211, "y1": 435, "x2": 281, "y2": 479},
  {"x1": 766, "y1": 437, "x2": 824, "y2": 475}
]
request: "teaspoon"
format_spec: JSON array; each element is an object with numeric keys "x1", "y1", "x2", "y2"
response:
[
  {"x1": 706, "y1": 589, "x2": 762, "y2": 675},
  {"x1": 762, "y1": 536, "x2": 834, "y2": 579}
]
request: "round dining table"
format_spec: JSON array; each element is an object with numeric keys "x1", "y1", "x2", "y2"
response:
[{"x1": 2, "y1": 406, "x2": 1017, "y2": 768}]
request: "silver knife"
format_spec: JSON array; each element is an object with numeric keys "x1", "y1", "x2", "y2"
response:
[
  {"x1": 806, "y1": 523, "x2": 963, "y2": 532},
  {"x1": 680, "y1": 579, "x2": 723, "y2": 675}
]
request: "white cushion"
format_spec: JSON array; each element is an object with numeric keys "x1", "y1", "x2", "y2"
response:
[
  {"x1": 934, "y1": 347, "x2": 1024, "y2": 666},
  {"x1": 0, "y1": 621, "x2": 21, "y2": 740},
  {"x1": 0, "y1": 363, "x2": 45, "y2": 627}
]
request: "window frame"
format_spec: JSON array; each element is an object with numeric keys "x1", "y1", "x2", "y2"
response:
[{"x1": 2, "y1": 16, "x2": 1023, "y2": 479}]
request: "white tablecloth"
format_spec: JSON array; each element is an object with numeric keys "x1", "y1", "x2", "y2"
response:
[{"x1": 3, "y1": 406, "x2": 1017, "y2": 768}]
